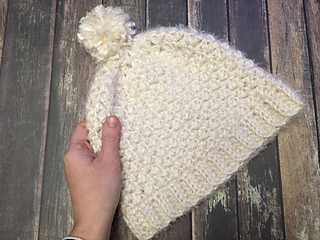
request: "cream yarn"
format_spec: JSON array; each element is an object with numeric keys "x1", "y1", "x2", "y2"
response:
[
  {"x1": 78, "y1": 5, "x2": 303, "y2": 240},
  {"x1": 78, "y1": 5, "x2": 135, "y2": 61}
]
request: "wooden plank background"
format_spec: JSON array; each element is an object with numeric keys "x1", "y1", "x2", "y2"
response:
[{"x1": 0, "y1": 0, "x2": 319, "y2": 239}]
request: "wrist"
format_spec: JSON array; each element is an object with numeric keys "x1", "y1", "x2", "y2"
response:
[{"x1": 69, "y1": 218, "x2": 112, "y2": 240}]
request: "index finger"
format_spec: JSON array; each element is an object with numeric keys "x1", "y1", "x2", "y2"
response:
[{"x1": 69, "y1": 120, "x2": 88, "y2": 145}]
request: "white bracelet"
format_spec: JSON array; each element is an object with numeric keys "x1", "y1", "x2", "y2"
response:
[{"x1": 62, "y1": 237, "x2": 83, "y2": 240}]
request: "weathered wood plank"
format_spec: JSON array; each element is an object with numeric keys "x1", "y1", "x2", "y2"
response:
[
  {"x1": 237, "y1": 143, "x2": 285, "y2": 239},
  {"x1": 188, "y1": 0, "x2": 228, "y2": 39},
  {"x1": 146, "y1": 0, "x2": 191, "y2": 239},
  {"x1": 192, "y1": 180, "x2": 238, "y2": 240},
  {"x1": 104, "y1": 1, "x2": 146, "y2": 239},
  {"x1": 38, "y1": 1, "x2": 101, "y2": 239},
  {"x1": 304, "y1": 0, "x2": 320, "y2": 152},
  {"x1": 0, "y1": 1, "x2": 56, "y2": 239},
  {"x1": 229, "y1": 0, "x2": 285, "y2": 239},
  {"x1": 229, "y1": 0, "x2": 269, "y2": 64},
  {"x1": 0, "y1": 0, "x2": 8, "y2": 68},
  {"x1": 268, "y1": 0, "x2": 320, "y2": 239},
  {"x1": 147, "y1": 0, "x2": 187, "y2": 28},
  {"x1": 188, "y1": 1, "x2": 239, "y2": 240}
]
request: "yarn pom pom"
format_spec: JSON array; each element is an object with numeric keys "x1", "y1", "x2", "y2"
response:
[{"x1": 78, "y1": 5, "x2": 135, "y2": 62}]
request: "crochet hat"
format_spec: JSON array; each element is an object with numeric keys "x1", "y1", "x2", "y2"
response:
[{"x1": 78, "y1": 5, "x2": 303, "y2": 240}]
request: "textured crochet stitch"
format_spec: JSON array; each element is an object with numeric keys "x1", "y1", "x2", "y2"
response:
[{"x1": 78, "y1": 5, "x2": 303, "y2": 240}]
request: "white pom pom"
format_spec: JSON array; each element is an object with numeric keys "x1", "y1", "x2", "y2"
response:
[{"x1": 78, "y1": 5, "x2": 135, "y2": 61}]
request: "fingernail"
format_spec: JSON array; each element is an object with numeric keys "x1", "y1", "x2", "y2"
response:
[{"x1": 107, "y1": 116, "x2": 118, "y2": 128}]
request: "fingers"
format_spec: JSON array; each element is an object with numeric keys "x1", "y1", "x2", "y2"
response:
[
  {"x1": 70, "y1": 120, "x2": 88, "y2": 145},
  {"x1": 100, "y1": 115, "x2": 121, "y2": 160},
  {"x1": 68, "y1": 120, "x2": 94, "y2": 151}
]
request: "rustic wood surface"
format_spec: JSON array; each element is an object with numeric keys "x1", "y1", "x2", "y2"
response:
[
  {"x1": 0, "y1": 0, "x2": 56, "y2": 239},
  {"x1": 268, "y1": 0, "x2": 320, "y2": 239},
  {"x1": 0, "y1": 1, "x2": 319, "y2": 240},
  {"x1": 0, "y1": 0, "x2": 8, "y2": 67}
]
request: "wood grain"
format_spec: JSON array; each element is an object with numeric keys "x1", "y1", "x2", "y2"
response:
[
  {"x1": 229, "y1": 0, "x2": 269, "y2": 64},
  {"x1": 0, "y1": 1, "x2": 56, "y2": 239},
  {"x1": 0, "y1": 0, "x2": 8, "y2": 68},
  {"x1": 229, "y1": 0, "x2": 285, "y2": 239},
  {"x1": 147, "y1": 0, "x2": 187, "y2": 28},
  {"x1": 38, "y1": 1, "x2": 101, "y2": 239},
  {"x1": 188, "y1": 1, "x2": 239, "y2": 240},
  {"x1": 188, "y1": 0, "x2": 228, "y2": 39},
  {"x1": 237, "y1": 143, "x2": 285, "y2": 239},
  {"x1": 304, "y1": 0, "x2": 320, "y2": 154},
  {"x1": 268, "y1": 0, "x2": 320, "y2": 239},
  {"x1": 192, "y1": 181, "x2": 238, "y2": 240}
]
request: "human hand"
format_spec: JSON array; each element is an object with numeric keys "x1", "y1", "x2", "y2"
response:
[{"x1": 64, "y1": 116, "x2": 121, "y2": 240}]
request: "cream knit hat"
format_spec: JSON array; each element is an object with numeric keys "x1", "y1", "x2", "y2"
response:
[{"x1": 78, "y1": 5, "x2": 303, "y2": 240}]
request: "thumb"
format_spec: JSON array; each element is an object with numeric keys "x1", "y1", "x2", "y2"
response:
[{"x1": 100, "y1": 115, "x2": 121, "y2": 161}]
